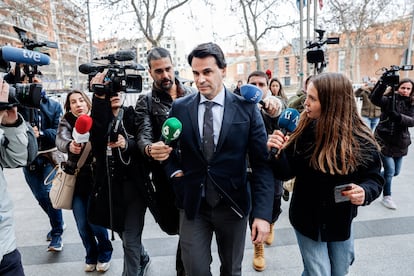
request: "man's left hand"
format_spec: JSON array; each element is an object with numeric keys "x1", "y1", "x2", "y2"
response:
[{"x1": 251, "y1": 218, "x2": 270, "y2": 244}]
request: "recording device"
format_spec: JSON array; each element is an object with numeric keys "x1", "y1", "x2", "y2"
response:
[
  {"x1": 0, "y1": 46, "x2": 45, "y2": 109},
  {"x1": 240, "y1": 84, "x2": 266, "y2": 106},
  {"x1": 73, "y1": 114, "x2": 93, "y2": 144},
  {"x1": 79, "y1": 50, "x2": 145, "y2": 96},
  {"x1": 305, "y1": 29, "x2": 339, "y2": 74},
  {"x1": 378, "y1": 65, "x2": 413, "y2": 88},
  {"x1": 109, "y1": 108, "x2": 124, "y2": 143},
  {"x1": 0, "y1": 26, "x2": 56, "y2": 110},
  {"x1": 161, "y1": 117, "x2": 183, "y2": 145},
  {"x1": 2, "y1": 83, "x2": 43, "y2": 110},
  {"x1": 13, "y1": 26, "x2": 58, "y2": 51},
  {"x1": 268, "y1": 108, "x2": 300, "y2": 159}
]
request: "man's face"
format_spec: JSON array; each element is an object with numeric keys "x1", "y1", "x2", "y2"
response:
[
  {"x1": 191, "y1": 56, "x2": 225, "y2": 100},
  {"x1": 148, "y1": 57, "x2": 175, "y2": 91},
  {"x1": 248, "y1": 75, "x2": 268, "y2": 95}
]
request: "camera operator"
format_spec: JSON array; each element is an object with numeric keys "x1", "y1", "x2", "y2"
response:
[
  {"x1": 370, "y1": 76, "x2": 414, "y2": 210},
  {"x1": 88, "y1": 72, "x2": 151, "y2": 275},
  {"x1": 0, "y1": 78, "x2": 28, "y2": 276},
  {"x1": 4, "y1": 69, "x2": 65, "y2": 252}
]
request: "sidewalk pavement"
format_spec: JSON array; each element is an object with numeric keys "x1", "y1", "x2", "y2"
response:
[{"x1": 6, "y1": 131, "x2": 414, "y2": 275}]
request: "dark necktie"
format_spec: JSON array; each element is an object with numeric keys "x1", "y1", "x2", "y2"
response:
[
  {"x1": 202, "y1": 101, "x2": 220, "y2": 207},
  {"x1": 202, "y1": 101, "x2": 215, "y2": 161}
]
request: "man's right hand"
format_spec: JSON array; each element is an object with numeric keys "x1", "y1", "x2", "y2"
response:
[{"x1": 146, "y1": 141, "x2": 172, "y2": 161}]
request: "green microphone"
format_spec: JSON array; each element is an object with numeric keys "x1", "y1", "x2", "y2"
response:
[{"x1": 161, "y1": 117, "x2": 183, "y2": 144}]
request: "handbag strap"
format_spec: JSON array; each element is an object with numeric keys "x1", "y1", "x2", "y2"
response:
[{"x1": 76, "y1": 142, "x2": 91, "y2": 169}]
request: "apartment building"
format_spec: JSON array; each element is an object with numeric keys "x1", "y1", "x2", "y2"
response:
[{"x1": 0, "y1": 0, "x2": 88, "y2": 89}]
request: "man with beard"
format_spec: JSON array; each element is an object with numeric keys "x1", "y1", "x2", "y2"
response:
[{"x1": 135, "y1": 47, "x2": 195, "y2": 276}]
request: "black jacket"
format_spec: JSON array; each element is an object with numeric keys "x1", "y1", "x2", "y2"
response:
[
  {"x1": 370, "y1": 83, "x2": 414, "y2": 157},
  {"x1": 134, "y1": 80, "x2": 195, "y2": 234},
  {"x1": 135, "y1": 81, "x2": 196, "y2": 153},
  {"x1": 271, "y1": 122, "x2": 383, "y2": 241},
  {"x1": 88, "y1": 96, "x2": 149, "y2": 232}
]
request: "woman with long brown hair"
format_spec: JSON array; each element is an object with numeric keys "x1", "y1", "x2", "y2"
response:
[
  {"x1": 56, "y1": 90, "x2": 113, "y2": 272},
  {"x1": 267, "y1": 72, "x2": 383, "y2": 275}
]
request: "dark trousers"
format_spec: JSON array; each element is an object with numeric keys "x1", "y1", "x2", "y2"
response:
[
  {"x1": 0, "y1": 249, "x2": 25, "y2": 276},
  {"x1": 118, "y1": 193, "x2": 147, "y2": 276},
  {"x1": 179, "y1": 201, "x2": 248, "y2": 276}
]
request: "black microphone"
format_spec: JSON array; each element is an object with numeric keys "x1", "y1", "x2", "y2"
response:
[
  {"x1": 268, "y1": 108, "x2": 300, "y2": 160},
  {"x1": 96, "y1": 50, "x2": 136, "y2": 62},
  {"x1": 78, "y1": 63, "x2": 106, "y2": 74},
  {"x1": 114, "y1": 50, "x2": 136, "y2": 61}
]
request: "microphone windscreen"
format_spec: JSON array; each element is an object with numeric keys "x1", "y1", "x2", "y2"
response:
[
  {"x1": 240, "y1": 84, "x2": 263, "y2": 104},
  {"x1": 1, "y1": 46, "x2": 50, "y2": 66},
  {"x1": 114, "y1": 50, "x2": 136, "y2": 61},
  {"x1": 278, "y1": 108, "x2": 300, "y2": 133},
  {"x1": 161, "y1": 117, "x2": 182, "y2": 144},
  {"x1": 79, "y1": 63, "x2": 100, "y2": 74},
  {"x1": 75, "y1": 114, "x2": 93, "y2": 134}
]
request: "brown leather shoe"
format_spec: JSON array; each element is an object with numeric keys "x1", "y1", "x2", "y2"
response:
[
  {"x1": 253, "y1": 243, "x2": 265, "y2": 271},
  {"x1": 265, "y1": 223, "x2": 275, "y2": 245}
]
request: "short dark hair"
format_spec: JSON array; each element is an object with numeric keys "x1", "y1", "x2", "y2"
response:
[
  {"x1": 147, "y1": 47, "x2": 172, "y2": 69},
  {"x1": 187, "y1": 42, "x2": 226, "y2": 69},
  {"x1": 247, "y1": 70, "x2": 269, "y2": 84}
]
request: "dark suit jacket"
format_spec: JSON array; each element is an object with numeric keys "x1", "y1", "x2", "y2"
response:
[{"x1": 165, "y1": 89, "x2": 274, "y2": 222}]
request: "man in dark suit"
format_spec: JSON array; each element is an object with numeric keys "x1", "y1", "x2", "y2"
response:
[{"x1": 163, "y1": 42, "x2": 274, "y2": 276}]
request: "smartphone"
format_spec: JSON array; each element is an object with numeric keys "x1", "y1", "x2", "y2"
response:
[{"x1": 334, "y1": 184, "x2": 352, "y2": 203}]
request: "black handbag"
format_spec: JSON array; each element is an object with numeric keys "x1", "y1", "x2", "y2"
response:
[{"x1": 144, "y1": 164, "x2": 179, "y2": 235}]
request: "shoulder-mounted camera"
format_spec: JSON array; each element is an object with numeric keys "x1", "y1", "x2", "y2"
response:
[
  {"x1": 79, "y1": 50, "x2": 145, "y2": 97},
  {"x1": 379, "y1": 65, "x2": 413, "y2": 87}
]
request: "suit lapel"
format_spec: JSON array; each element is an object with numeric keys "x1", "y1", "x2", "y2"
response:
[
  {"x1": 216, "y1": 90, "x2": 237, "y2": 153},
  {"x1": 186, "y1": 93, "x2": 203, "y2": 152}
]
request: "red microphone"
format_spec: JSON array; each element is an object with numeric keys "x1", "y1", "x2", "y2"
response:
[{"x1": 73, "y1": 114, "x2": 93, "y2": 144}]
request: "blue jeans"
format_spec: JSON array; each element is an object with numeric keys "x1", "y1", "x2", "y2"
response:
[
  {"x1": 72, "y1": 195, "x2": 113, "y2": 264},
  {"x1": 380, "y1": 155, "x2": 403, "y2": 196},
  {"x1": 295, "y1": 229, "x2": 355, "y2": 276},
  {"x1": 23, "y1": 156, "x2": 63, "y2": 236},
  {"x1": 362, "y1": 116, "x2": 380, "y2": 131}
]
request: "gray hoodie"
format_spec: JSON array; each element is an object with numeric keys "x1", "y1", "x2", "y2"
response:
[{"x1": 0, "y1": 114, "x2": 28, "y2": 262}]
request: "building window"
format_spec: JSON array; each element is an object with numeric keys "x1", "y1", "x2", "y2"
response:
[
  {"x1": 284, "y1": 57, "x2": 290, "y2": 75},
  {"x1": 385, "y1": 32, "x2": 392, "y2": 40},
  {"x1": 338, "y1": 51, "x2": 345, "y2": 73},
  {"x1": 237, "y1": 64, "x2": 244, "y2": 75},
  {"x1": 295, "y1": 56, "x2": 300, "y2": 75},
  {"x1": 273, "y1": 58, "x2": 279, "y2": 76},
  {"x1": 263, "y1": 59, "x2": 268, "y2": 71}
]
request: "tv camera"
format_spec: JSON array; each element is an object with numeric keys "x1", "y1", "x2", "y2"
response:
[
  {"x1": 305, "y1": 29, "x2": 340, "y2": 74},
  {"x1": 0, "y1": 26, "x2": 57, "y2": 110},
  {"x1": 79, "y1": 50, "x2": 145, "y2": 97}
]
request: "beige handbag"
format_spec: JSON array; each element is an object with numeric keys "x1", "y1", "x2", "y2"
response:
[{"x1": 45, "y1": 142, "x2": 91, "y2": 210}]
